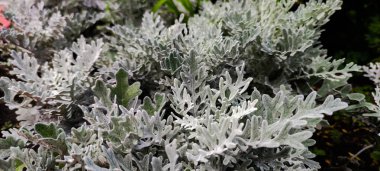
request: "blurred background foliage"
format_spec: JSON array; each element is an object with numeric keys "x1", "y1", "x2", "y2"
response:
[
  {"x1": 152, "y1": 0, "x2": 202, "y2": 18},
  {"x1": 318, "y1": 0, "x2": 380, "y2": 170},
  {"x1": 321, "y1": 0, "x2": 380, "y2": 65},
  {"x1": 151, "y1": 0, "x2": 217, "y2": 23}
]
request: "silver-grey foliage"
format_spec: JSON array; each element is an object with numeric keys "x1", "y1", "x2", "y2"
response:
[
  {"x1": 104, "y1": 0, "x2": 359, "y2": 93},
  {"x1": 0, "y1": 67, "x2": 348, "y2": 170},
  {"x1": 0, "y1": 37, "x2": 103, "y2": 126},
  {"x1": 0, "y1": 0, "x2": 365, "y2": 170}
]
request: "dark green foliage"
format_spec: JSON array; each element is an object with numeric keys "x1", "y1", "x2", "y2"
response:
[
  {"x1": 93, "y1": 69, "x2": 142, "y2": 108},
  {"x1": 111, "y1": 69, "x2": 142, "y2": 107},
  {"x1": 35, "y1": 123, "x2": 61, "y2": 139}
]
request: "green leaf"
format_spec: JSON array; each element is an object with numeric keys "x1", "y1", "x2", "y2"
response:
[
  {"x1": 162, "y1": 51, "x2": 182, "y2": 74},
  {"x1": 142, "y1": 97, "x2": 155, "y2": 116},
  {"x1": 165, "y1": 0, "x2": 181, "y2": 15},
  {"x1": 312, "y1": 149, "x2": 326, "y2": 156},
  {"x1": 39, "y1": 138, "x2": 68, "y2": 155},
  {"x1": 35, "y1": 123, "x2": 60, "y2": 139},
  {"x1": 142, "y1": 93, "x2": 166, "y2": 115},
  {"x1": 153, "y1": 0, "x2": 168, "y2": 12},
  {"x1": 15, "y1": 160, "x2": 25, "y2": 171},
  {"x1": 33, "y1": 124, "x2": 68, "y2": 155},
  {"x1": 370, "y1": 151, "x2": 380, "y2": 160},
  {"x1": 93, "y1": 80, "x2": 113, "y2": 108},
  {"x1": 111, "y1": 69, "x2": 142, "y2": 107},
  {"x1": 0, "y1": 136, "x2": 24, "y2": 149},
  {"x1": 346, "y1": 101, "x2": 375, "y2": 111},
  {"x1": 346, "y1": 93, "x2": 366, "y2": 102},
  {"x1": 93, "y1": 69, "x2": 142, "y2": 108},
  {"x1": 154, "y1": 93, "x2": 165, "y2": 107},
  {"x1": 318, "y1": 78, "x2": 349, "y2": 97},
  {"x1": 16, "y1": 163, "x2": 26, "y2": 171},
  {"x1": 178, "y1": 0, "x2": 194, "y2": 14},
  {"x1": 126, "y1": 83, "x2": 141, "y2": 103}
]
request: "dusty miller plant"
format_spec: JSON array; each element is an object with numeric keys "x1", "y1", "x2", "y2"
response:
[
  {"x1": 104, "y1": 0, "x2": 360, "y2": 96},
  {"x1": 0, "y1": 0, "x2": 366, "y2": 170},
  {"x1": 0, "y1": 0, "x2": 153, "y2": 59}
]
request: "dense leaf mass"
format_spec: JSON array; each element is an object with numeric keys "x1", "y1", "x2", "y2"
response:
[{"x1": 0, "y1": 0, "x2": 377, "y2": 170}]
